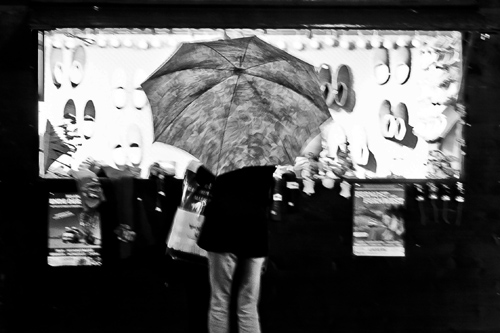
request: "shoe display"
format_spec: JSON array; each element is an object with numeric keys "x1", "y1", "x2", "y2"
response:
[{"x1": 379, "y1": 101, "x2": 417, "y2": 149}]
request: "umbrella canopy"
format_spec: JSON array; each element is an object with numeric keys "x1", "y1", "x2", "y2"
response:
[{"x1": 142, "y1": 36, "x2": 330, "y2": 175}]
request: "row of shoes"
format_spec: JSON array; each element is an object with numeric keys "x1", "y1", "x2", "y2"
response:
[
  {"x1": 60, "y1": 99, "x2": 96, "y2": 142},
  {"x1": 372, "y1": 46, "x2": 412, "y2": 85},
  {"x1": 50, "y1": 43, "x2": 150, "y2": 110},
  {"x1": 316, "y1": 47, "x2": 412, "y2": 115},
  {"x1": 379, "y1": 100, "x2": 418, "y2": 149},
  {"x1": 56, "y1": 98, "x2": 145, "y2": 173},
  {"x1": 317, "y1": 63, "x2": 356, "y2": 112},
  {"x1": 111, "y1": 68, "x2": 149, "y2": 110}
]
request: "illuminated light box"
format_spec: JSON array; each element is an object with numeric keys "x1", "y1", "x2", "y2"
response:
[
  {"x1": 353, "y1": 183, "x2": 406, "y2": 257},
  {"x1": 38, "y1": 29, "x2": 464, "y2": 180}
]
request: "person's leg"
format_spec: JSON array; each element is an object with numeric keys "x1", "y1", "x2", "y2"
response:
[
  {"x1": 237, "y1": 257, "x2": 266, "y2": 333},
  {"x1": 207, "y1": 252, "x2": 237, "y2": 333}
]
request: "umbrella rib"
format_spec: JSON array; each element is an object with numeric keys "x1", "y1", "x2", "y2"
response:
[
  {"x1": 239, "y1": 37, "x2": 254, "y2": 67},
  {"x1": 243, "y1": 59, "x2": 284, "y2": 71},
  {"x1": 243, "y1": 44, "x2": 313, "y2": 71},
  {"x1": 242, "y1": 72, "x2": 324, "y2": 112},
  {"x1": 214, "y1": 74, "x2": 242, "y2": 174},
  {"x1": 200, "y1": 43, "x2": 238, "y2": 67},
  {"x1": 243, "y1": 77, "x2": 296, "y2": 165},
  {"x1": 199, "y1": 36, "x2": 254, "y2": 68}
]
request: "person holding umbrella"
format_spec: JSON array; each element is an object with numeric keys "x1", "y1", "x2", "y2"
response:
[
  {"x1": 185, "y1": 160, "x2": 274, "y2": 333},
  {"x1": 142, "y1": 36, "x2": 331, "y2": 333}
]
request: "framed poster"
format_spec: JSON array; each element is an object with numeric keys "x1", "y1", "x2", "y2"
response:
[
  {"x1": 353, "y1": 183, "x2": 405, "y2": 257},
  {"x1": 47, "y1": 192, "x2": 102, "y2": 266}
]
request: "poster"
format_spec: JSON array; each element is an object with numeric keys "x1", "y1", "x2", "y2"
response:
[
  {"x1": 39, "y1": 29, "x2": 464, "y2": 180},
  {"x1": 353, "y1": 183, "x2": 405, "y2": 257},
  {"x1": 47, "y1": 192, "x2": 102, "y2": 266}
]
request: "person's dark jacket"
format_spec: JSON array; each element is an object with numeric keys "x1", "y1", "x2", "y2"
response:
[{"x1": 195, "y1": 165, "x2": 276, "y2": 258}]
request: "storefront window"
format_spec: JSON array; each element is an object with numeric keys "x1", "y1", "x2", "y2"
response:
[{"x1": 39, "y1": 28, "x2": 464, "y2": 180}]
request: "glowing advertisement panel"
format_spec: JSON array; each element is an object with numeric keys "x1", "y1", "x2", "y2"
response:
[
  {"x1": 353, "y1": 183, "x2": 405, "y2": 257},
  {"x1": 39, "y1": 29, "x2": 464, "y2": 180}
]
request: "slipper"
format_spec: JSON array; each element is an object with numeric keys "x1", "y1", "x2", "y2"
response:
[
  {"x1": 111, "y1": 68, "x2": 128, "y2": 109},
  {"x1": 333, "y1": 64, "x2": 356, "y2": 112},
  {"x1": 83, "y1": 100, "x2": 96, "y2": 140},
  {"x1": 348, "y1": 125, "x2": 376, "y2": 173},
  {"x1": 363, "y1": 150, "x2": 377, "y2": 173},
  {"x1": 391, "y1": 103, "x2": 418, "y2": 149},
  {"x1": 132, "y1": 69, "x2": 149, "y2": 110},
  {"x1": 125, "y1": 123, "x2": 144, "y2": 167},
  {"x1": 438, "y1": 105, "x2": 462, "y2": 139},
  {"x1": 324, "y1": 121, "x2": 346, "y2": 157},
  {"x1": 392, "y1": 103, "x2": 408, "y2": 141},
  {"x1": 379, "y1": 100, "x2": 397, "y2": 138},
  {"x1": 69, "y1": 45, "x2": 86, "y2": 87},
  {"x1": 109, "y1": 130, "x2": 127, "y2": 171},
  {"x1": 111, "y1": 143, "x2": 127, "y2": 171},
  {"x1": 317, "y1": 64, "x2": 337, "y2": 107},
  {"x1": 392, "y1": 47, "x2": 411, "y2": 85},
  {"x1": 63, "y1": 99, "x2": 77, "y2": 124},
  {"x1": 50, "y1": 46, "x2": 64, "y2": 88},
  {"x1": 348, "y1": 125, "x2": 370, "y2": 166},
  {"x1": 372, "y1": 47, "x2": 390, "y2": 85}
]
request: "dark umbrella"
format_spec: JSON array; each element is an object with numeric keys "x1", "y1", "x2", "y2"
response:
[{"x1": 142, "y1": 36, "x2": 330, "y2": 175}]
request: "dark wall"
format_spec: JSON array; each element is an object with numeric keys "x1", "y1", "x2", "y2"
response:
[{"x1": 1, "y1": 4, "x2": 500, "y2": 333}]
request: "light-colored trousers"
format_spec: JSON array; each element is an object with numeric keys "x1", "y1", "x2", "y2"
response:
[{"x1": 207, "y1": 252, "x2": 265, "y2": 333}]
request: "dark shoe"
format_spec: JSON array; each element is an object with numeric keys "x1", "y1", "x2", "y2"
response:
[
  {"x1": 379, "y1": 100, "x2": 395, "y2": 138},
  {"x1": 332, "y1": 64, "x2": 356, "y2": 112},
  {"x1": 317, "y1": 63, "x2": 336, "y2": 107},
  {"x1": 63, "y1": 99, "x2": 76, "y2": 120},
  {"x1": 391, "y1": 103, "x2": 418, "y2": 149}
]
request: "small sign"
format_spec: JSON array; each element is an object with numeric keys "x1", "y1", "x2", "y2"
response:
[
  {"x1": 353, "y1": 184, "x2": 405, "y2": 257},
  {"x1": 47, "y1": 192, "x2": 102, "y2": 266}
]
